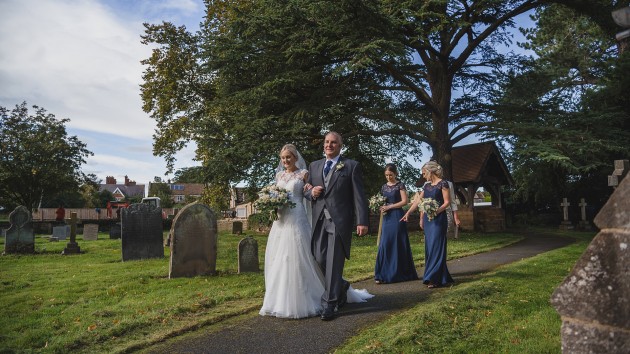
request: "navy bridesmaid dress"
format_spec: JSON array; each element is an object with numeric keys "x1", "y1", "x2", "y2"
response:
[
  {"x1": 421, "y1": 180, "x2": 454, "y2": 286},
  {"x1": 374, "y1": 182, "x2": 419, "y2": 283}
]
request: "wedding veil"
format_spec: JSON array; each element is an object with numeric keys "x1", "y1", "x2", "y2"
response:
[{"x1": 275, "y1": 144, "x2": 312, "y2": 227}]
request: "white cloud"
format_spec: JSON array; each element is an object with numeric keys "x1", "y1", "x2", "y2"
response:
[
  {"x1": 0, "y1": 0, "x2": 154, "y2": 139},
  {"x1": 0, "y1": 0, "x2": 204, "y2": 184}
]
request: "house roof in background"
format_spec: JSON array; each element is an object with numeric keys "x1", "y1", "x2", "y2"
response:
[{"x1": 99, "y1": 184, "x2": 145, "y2": 198}]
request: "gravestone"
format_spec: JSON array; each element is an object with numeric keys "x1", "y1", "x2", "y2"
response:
[
  {"x1": 607, "y1": 159, "x2": 629, "y2": 189},
  {"x1": 52, "y1": 225, "x2": 70, "y2": 240},
  {"x1": 169, "y1": 203, "x2": 217, "y2": 278},
  {"x1": 121, "y1": 203, "x2": 164, "y2": 261},
  {"x1": 82, "y1": 223, "x2": 99, "y2": 241},
  {"x1": 232, "y1": 221, "x2": 243, "y2": 235},
  {"x1": 109, "y1": 222, "x2": 121, "y2": 239},
  {"x1": 4, "y1": 206, "x2": 34, "y2": 254},
  {"x1": 551, "y1": 173, "x2": 630, "y2": 353},
  {"x1": 238, "y1": 236, "x2": 259, "y2": 273},
  {"x1": 577, "y1": 198, "x2": 593, "y2": 231},
  {"x1": 559, "y1": 198, "x2": 574, "y2": 230},
  {"x1": 61, "y1": 212, "x2": 81, "y2": 255}
]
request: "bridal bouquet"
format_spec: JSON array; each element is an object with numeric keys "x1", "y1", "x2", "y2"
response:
[
  {"x1": 419, "y1": 198, "x2": 440, "y2": 221},
  {"x1": 254, "y1": 185, "x2": 296, "y2": 221},
  {"x1": 369, "y1": 194, "x2": 388, "y2": 215}
]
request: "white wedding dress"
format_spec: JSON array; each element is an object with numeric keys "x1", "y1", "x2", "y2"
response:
[{"x1": 259, "y1": 169, "x2": 373, "y2": 319}]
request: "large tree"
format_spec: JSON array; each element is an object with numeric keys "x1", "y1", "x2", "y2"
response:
[
  {"x1": 0, "y1": 102, "x2": 93, "y2": 210},
  {"x1": 140, "y1": 0, "x2": 627, "y2": 193},
  {"x1": 491, "y1": 3, "x2": 630, "y2": 211}
]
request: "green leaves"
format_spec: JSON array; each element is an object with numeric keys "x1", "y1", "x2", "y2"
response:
[
  {"x1": 0, "y1": 102, "x2": 93, "y2": 210},
  {"x1": 140, "y1": 0, "x2": 552, "y2": 187}
]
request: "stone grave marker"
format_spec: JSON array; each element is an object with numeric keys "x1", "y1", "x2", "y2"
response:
[
  {"x1": 577, "y1": 198, "x2": 593, "y2": 231},
  {"x1": 169, "y1": 203, "x2": 217, "y2": 278},
  {"x1": 551, "y1": 172, "x2": 630, "y2": 353},
  {"x1": 82, "y1": 223, "x2": 99, "y2": 241},
  {"x1": 61, "y1": 212, "x2": 81, "y2": 255},
  {"x1": 52, "y1": 225, "x2": 70, "y2": 240},
  {"x1": 121, "y1": 203, "x2": 164, "y2": 261},
  {"x1": 238, "y1": 236, "x2": 259, "y2": 273},
  {"x1": 232, "y1": 221, "x2": 243, "y2": 235},
  {"x1": 607, "y1": 159, "x2": 629, "y2": 189},
  {"x1": 4, "y1": 206, "x2": 34, "y2": 254},
  {"x1": 559, "y1": 198, "x2": 574, "y2": 230},
  {"x1": 109, "y1": 222, "x2": 121, "y2": 239}
]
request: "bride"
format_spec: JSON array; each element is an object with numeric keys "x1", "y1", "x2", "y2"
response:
[{"x1": 259, "y1": 144, "x2": 373, "y2": 319}]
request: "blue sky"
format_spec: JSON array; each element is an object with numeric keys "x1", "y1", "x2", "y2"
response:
[
  {"x1": 1, "y1": 0, "x2": 535, "y2": 188},
  {"x1": 0, "y1": 0, "x2": 206, "y2": 185}
]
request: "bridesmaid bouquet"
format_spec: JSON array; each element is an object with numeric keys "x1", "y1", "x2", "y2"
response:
[
  {"x1": 369, "y1": 194, "x2": 388, "y2": 215},
  {"x1": 419, "y1": 198, "x2": 440, "y2": 221},
  {"x1": 254, "y1": 185, "x2": 296, "y2": 221}
]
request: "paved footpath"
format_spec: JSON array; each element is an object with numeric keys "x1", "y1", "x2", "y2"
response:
[{"x1": 145, "y1": 232, "x2": 573, "y2": 354}]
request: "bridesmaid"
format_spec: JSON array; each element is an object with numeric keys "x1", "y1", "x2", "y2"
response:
[
  {"x1": 374, "y1": 164, "x2": 419, "y2": 284},
  {"x1": 402, "y1": 161, "x2": 454, "y2": 288}
]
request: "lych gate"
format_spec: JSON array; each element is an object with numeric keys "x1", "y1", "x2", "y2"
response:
[{"x1": 451, "y1": 141, "x2": 513, "y2": 232}]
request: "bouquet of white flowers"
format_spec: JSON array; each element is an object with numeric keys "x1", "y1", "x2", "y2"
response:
[
  {"x1": 419, "y1": 198, "x2": 440, "y2": 221},
  {"x1": 369, "y1": 194, "x2": 388, "y2": 215},
  {"x1": 253, "y1": 185, "x2": 296, "y2": 221}
]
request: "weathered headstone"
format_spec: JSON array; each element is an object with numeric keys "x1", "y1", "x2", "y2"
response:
[
  {"x1": 577, "y1": 198, "x2": 593, "y2": 231},
  {"x1": 607, "y1": 159, "x2": 629, "y2": 189},
  {"x1": 109, "y1": 222, "x2": 121, "y2": 239},
  {"x1": 551, "y1": 173, "x2": 630, "y2": 353},
  {"x1": 52, "y1": 225, "x2": 70, "y2": 240},
  {"x1": 169, "y1": 203, "x2": 217, "y2": 278},
  {"x1": 238, "y1": 236, "x2": 259, "y2": 273},
  {"x1": 61, "y1": 212, "x2": 81, "y2": 255},
  {"x1": 232, "y1": 221, "x2": 243, "y2": 235},
  {"x1": 559, "y1": 198, "x2": 574, "y2": 230},
  {"x1": 4, "y1": 206, "x2": 34, "y2": 254},
  {"x1": 121, "y1": 203, "x2": 164, "y2": 261},
  {"x1": 82, "y1": 223, "x2": 99, "y2": 241}
]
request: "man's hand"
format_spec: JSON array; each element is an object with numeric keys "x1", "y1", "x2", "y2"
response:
[
  {"x1": 312, "y1": 186, "x2": 324, "y2": 198},
  {"x1": 356, "y1": 225, "x2": 368, "y2": 236}
]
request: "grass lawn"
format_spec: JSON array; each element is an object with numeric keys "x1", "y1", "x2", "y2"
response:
[
  {"x1": 0, "y1": 226, "x2": 571, "y2": 353},
  {"x1": 336, "y1": 229, "x2": 596, "y2": 354}
]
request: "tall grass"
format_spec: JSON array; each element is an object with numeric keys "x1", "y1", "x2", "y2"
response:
[{"x1": 0, "y1": 229, "x2": 521, "y2": 353}]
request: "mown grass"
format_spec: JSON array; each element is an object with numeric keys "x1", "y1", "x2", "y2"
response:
[
  {"x1": 336, "y1": 229, "x2": 595, "y2": 354},
  {"x1": 0, "y1": 227, "x2": 521, "y2": 353}
]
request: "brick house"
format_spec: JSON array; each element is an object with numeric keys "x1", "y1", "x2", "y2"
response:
[
  {"x1": 99, "y1": 176, "x2": 145, "y2": 201},
  {"x1": 147, "y1": 181, "x2": 204, "y2": 204}
]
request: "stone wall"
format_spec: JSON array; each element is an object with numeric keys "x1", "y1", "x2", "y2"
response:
[{"x1": 217, "y1": 219, "x2": 248, "y2": 233}]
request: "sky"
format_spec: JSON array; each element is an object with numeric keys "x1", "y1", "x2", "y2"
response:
[
  {"x1": 0, "y1": 0, "x2": 206, "y2": 186},
  {"x1": 1, "y1": 0, "x2": 535, "y2": 189}
]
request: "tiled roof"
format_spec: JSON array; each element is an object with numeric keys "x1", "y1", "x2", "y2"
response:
[
  {"x1": 180, "y1": 183, "x2": 204, "y2": 195},
  {"x1": 452, "y1": 141, "x2": 513, "y2": 185},
  {"x1": 99, "y1": 184, "x2": 146, "y2": 198}
]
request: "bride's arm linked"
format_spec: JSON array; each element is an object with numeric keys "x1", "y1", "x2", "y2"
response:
[
  {"x1": 303, "y1": 171, "x2": 312, "y2": 193},
  {"x1": 304, "y1": 171, "x2": 317, "y2": 201}
]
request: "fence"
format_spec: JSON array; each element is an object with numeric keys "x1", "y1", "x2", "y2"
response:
[{"x1": 31, "y1": 208, "x2": 179, "y2": 221}]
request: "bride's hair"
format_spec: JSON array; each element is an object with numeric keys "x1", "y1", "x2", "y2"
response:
[
  {"x1": 280, "y1": 144, "x2": 299, "y2": 159},
  {"x1": 276, "y1": 144, "x2": 308, "y2": 173}
]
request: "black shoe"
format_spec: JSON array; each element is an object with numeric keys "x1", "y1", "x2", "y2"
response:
[
  {"x1": 338, "y1": 281, "x2": 350, "y2": 309},
  {"x1": 320, "y1": 306, "x2": 335, "y2": 321}
]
